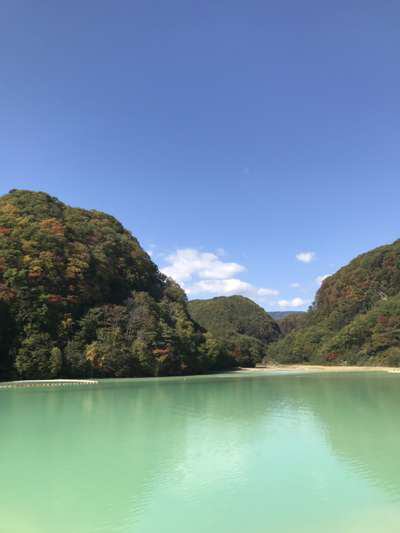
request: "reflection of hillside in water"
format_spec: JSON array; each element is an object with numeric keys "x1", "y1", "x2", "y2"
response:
[
  {"x1": 0, "y1": 376, "x2": 284, "y2": 532},
  {"x1": 2, "y1": 372, "x2": 400, "y2": 532},
  {"x1": 271, "y1": 372, "x2": 400, "y2": 500}
]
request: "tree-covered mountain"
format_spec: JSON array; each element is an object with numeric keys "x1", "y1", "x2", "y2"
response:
[
  {"x1": 268, "y1": 239, "x2": 400, "y2": 366},
  {"x1": 188, "y1": 296, "x2": 281, "y2": 367},
  {"x1": 274, "y1": 312, "x2": 307, "y2": 336},
  {"x1": 268, "y1": 311, "x2": 305, "y2": 320},
  {"x1": 0, "y1": 190, "x2": 236, "y2": 380}
]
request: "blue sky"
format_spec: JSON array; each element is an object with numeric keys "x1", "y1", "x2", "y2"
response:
[{"x1": 1, "y1": 1, "x2": 399, "y2": 310}]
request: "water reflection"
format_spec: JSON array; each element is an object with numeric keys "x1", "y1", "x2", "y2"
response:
[
  {"x1": 291, "y1": 373, "x2": 400, "y2": 500},
  {"x1": 1, "y1": 372, "x2": 400, "y2": 532}
]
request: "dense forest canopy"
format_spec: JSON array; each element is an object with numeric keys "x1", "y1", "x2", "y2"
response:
[
  {"x1": 188, "y1": 296, "x2": 281, "y2": 367},
  {"x1": 275, "y1": 312, "x2": 307, "y2": 336},
  {"x1": 267, "y1": 239, "x2": 400, "y2": 366},
  {"x1": 2, "y1": 190, "x2": 399, "y2": 379},
  {"x1": 0, "y1": 190, "x2": 237, "y2": 380}
]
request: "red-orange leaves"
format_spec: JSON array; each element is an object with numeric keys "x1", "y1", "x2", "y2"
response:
[
  {"x1": 39, "y1": 218, "x2": 65, "y2": 238},
  {"x1": 47, "y1": 294, "x2": 64, "y2": 304},
  {"x1": 0, "y1": 226, "x2": 11, "y2": 236}
]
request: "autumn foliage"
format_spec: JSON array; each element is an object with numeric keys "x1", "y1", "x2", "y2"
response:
[
  {"x1": 0, "y1": 190, "x2": 236, "y2": 380},
  {"x1": 268, "y1": 239, "x2": 400, "y2": 366}
]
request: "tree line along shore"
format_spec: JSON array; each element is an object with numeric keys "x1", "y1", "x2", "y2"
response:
[{"x1": 1, "y1": 189, "x2": 399, "y2": 382}]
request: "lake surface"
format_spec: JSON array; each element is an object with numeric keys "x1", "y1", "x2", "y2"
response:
[{"x1": 1, "y1": 371, "x2": 400, "y2": 533}]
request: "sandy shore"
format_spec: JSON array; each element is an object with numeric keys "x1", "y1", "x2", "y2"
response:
[
  {"x1": 238, "y1": 364, "x2": 400, "y2": 374},
  {"x1": 2, "y1": 366, "x2": 400, "y2": 389}
]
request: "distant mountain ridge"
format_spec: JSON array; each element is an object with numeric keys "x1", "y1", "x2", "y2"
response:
[{"x1": 269, "y1": 311, "x2": 305, "y2": 320}]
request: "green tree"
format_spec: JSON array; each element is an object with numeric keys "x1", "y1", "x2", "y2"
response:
[{"x1": 15, "y1": 332, "x2": 57, "y2": 379}]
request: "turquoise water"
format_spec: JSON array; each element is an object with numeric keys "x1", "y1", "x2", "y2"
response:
[{"x1": 1, "y1": 371, "x2": 400, "y2": 533}]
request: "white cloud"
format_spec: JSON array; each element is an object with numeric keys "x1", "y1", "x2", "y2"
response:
[
  {"x1": 296, "y1": 251, "x2": 316, "y2": 263},
  {"x1": 161, "y1": 248, "x2": 245, "y2": 283},
  {"x1": 186, "y1": 279, "x2": 279, "y2": 298},
  {"x1": 186, "y1": 278, "x2": 253, "y2": 296},
  {"x1": 277, "y1": 297, "x2": 309, "y2": 308},
  {"x1": 257, "y1": 287, "x2": 279, "y2": 297},
  {"x1": 146, "y1": 250, "x2": 153, "y2": 257},
  {"x1": 316, "y1": 274, "x2": 331, "y2": 286},
  {"x1": 290, "y1": 282, "x2": 301, "y2": 288},
  {"x1": 160, "y1": 247, "x2": 279, "y2": 301}
]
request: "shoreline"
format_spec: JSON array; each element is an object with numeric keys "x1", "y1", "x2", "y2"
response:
[
  {"x1": 2, "y1": 365, "x2": 400, "y2": 389},
  {"x1": 238, "y1": 364, "x2": 400, "y2": 374},
  {"x1": 0, "y1": 379, "x2": 99, "y2": 389}
]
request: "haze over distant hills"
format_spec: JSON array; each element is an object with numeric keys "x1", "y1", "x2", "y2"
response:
[{"x1": 268, "y1": 311, "x2": 305, "y2": 320}]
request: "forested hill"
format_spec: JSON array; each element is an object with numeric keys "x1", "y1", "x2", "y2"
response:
[
  {"x1": 0, "y1": 190, "x2": 237, "y2": 380},
  {"x1": 188, "y1": 296, "x2": 281, "y2": 367},
  {"x1": 268, "y1": 239, "x2": 400, "y2": 366},
  {"x1": 269, "y1": 311, "x2": 304, "y2": 320},
  {"x1": 274, "y1": 312, "x2": 307, "y2": 336}
]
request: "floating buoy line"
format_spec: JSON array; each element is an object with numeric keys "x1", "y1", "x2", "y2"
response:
[{"x1": 0, "y1": 379, "x2": 98, "y2": 389}]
